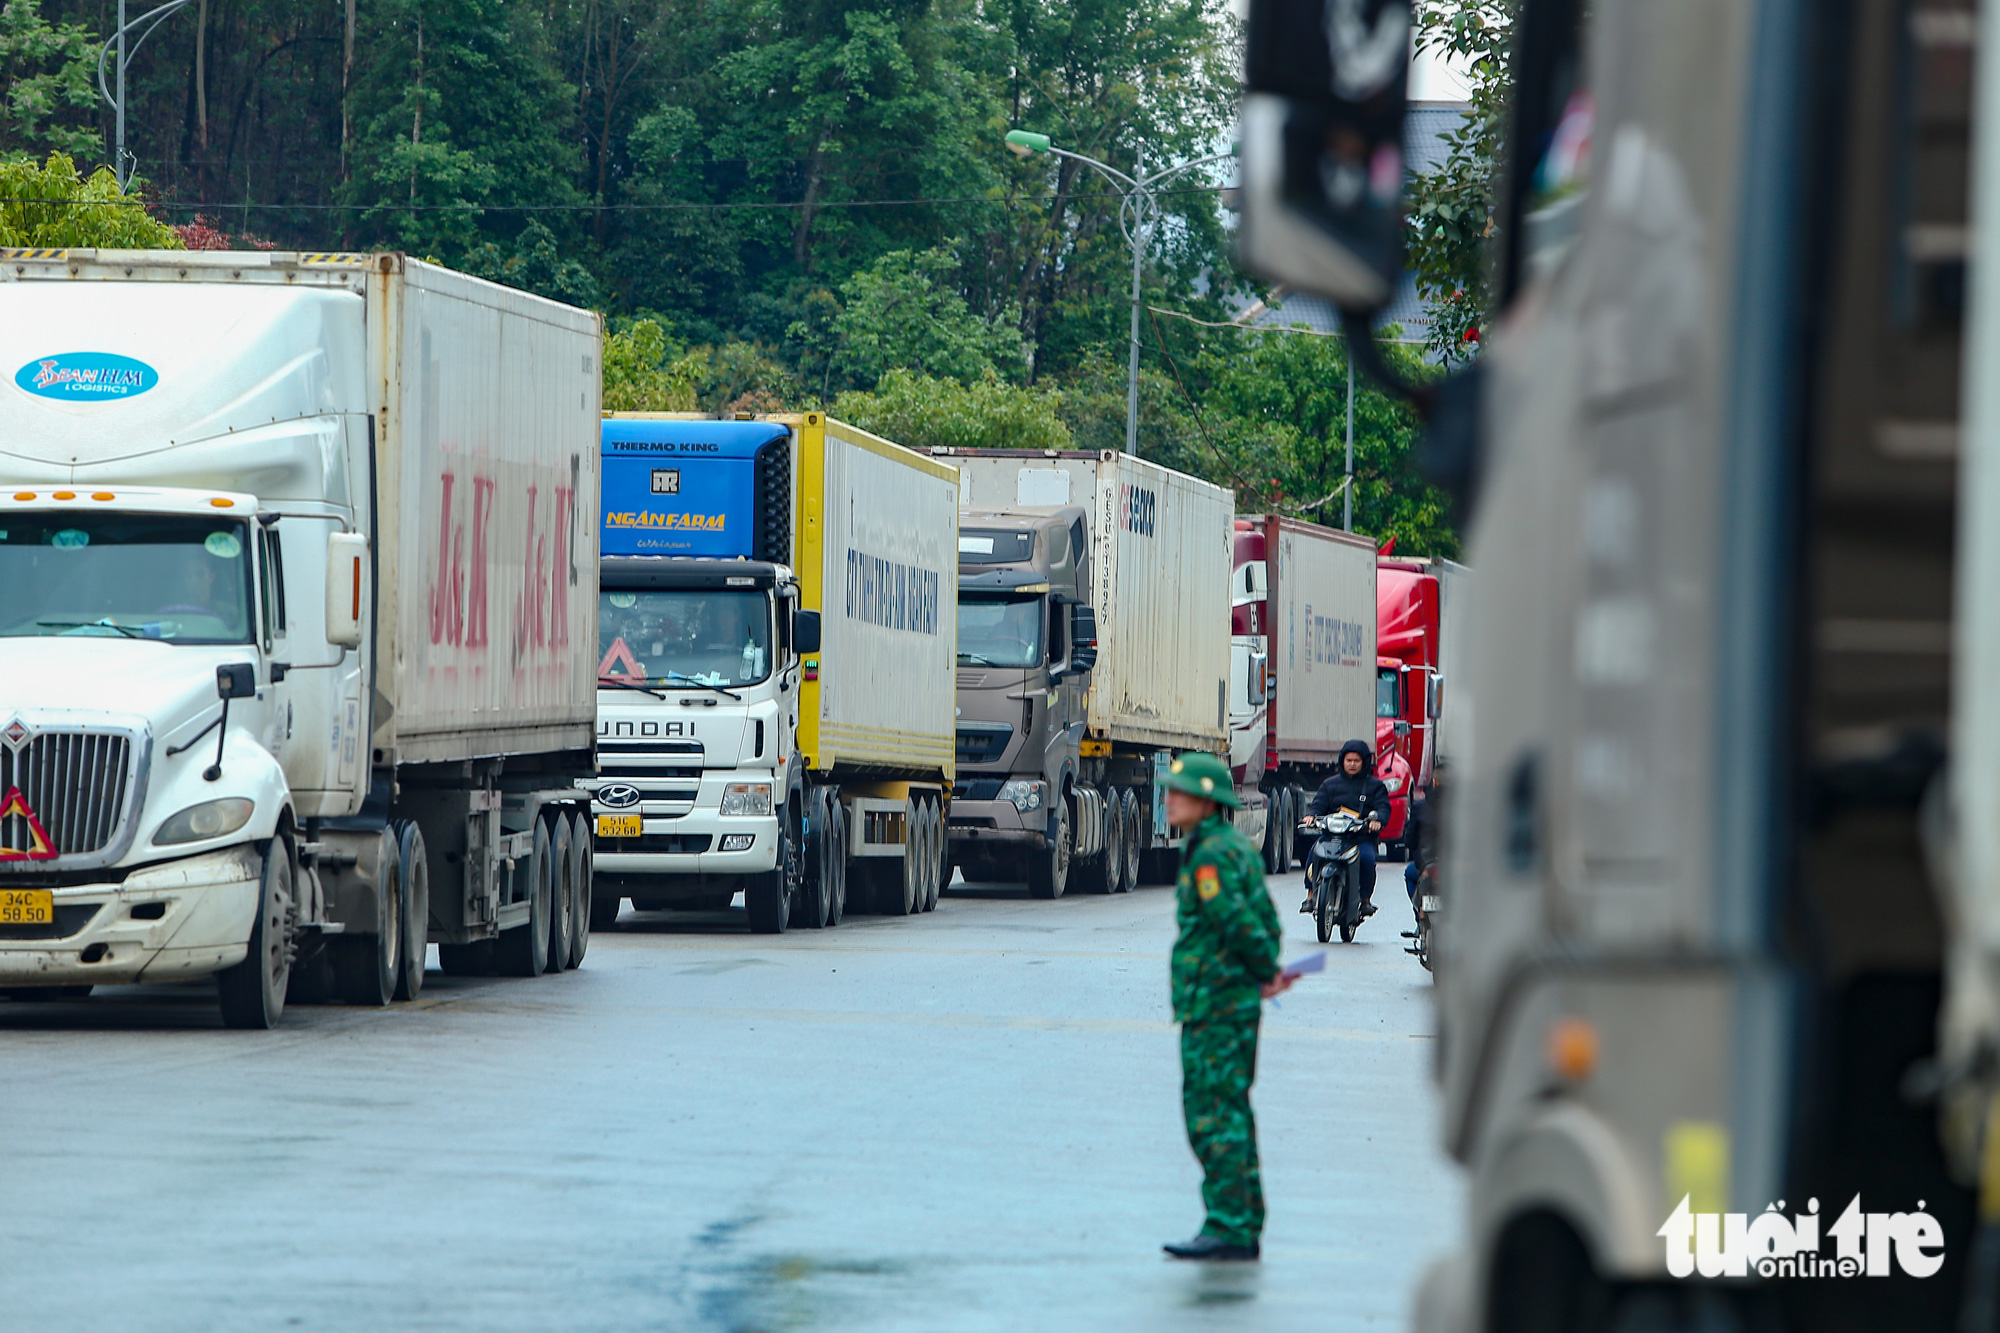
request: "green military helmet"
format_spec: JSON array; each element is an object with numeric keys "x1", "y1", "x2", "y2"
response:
[{"x1": 1162, "y1": 751, "x2": 1242, "y2": 808}]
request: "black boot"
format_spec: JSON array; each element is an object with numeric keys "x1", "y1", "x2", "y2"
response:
[
  {"x1": 1361, "y1": 898, "x2": 1377, "y2": 919},
  {"x1": 1163, "y1": 1234, "x2": 1260, "y2": 1261}
]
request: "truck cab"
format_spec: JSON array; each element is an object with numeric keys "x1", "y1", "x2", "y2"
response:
[{"x1": 951, "y1": 506, "x2": 1099, "y2": 895}]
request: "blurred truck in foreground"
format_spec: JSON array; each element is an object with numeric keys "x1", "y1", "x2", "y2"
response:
[
  {"x1": 0, "y1": 251, "x2": 600, "y2": 1026},
  {"x1": 589, "y1": 414, "x2": 957, "y2": 931},
  {"x1": 937, "y1": 449, "x2": 1232, "y2": 895}
]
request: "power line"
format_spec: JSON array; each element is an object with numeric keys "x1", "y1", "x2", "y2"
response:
[{"x1": 0, "y1": 184, "x2": 1232, "y2": 214}]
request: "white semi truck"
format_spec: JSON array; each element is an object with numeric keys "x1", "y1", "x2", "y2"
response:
[
  {"x1": 0, "y1": 250, "x2": 601, "y2": 1027},
  {"x1": 588, "y1": 413, "x2": 958, "y2": 932}
]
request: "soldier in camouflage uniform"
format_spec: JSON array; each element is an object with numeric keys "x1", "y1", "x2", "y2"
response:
[{"x1": 1159, "y1": 751, "x2": 1293, "y2": 1262}]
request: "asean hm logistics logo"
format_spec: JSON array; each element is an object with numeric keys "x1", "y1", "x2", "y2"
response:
[{"x1": 1660, "y1": 1194, "x2": 1945, "y2": 1279}]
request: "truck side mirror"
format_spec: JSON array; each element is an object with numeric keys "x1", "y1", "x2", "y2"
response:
[
  {"x1": 326, "y1": 532, "x2": 368, "y2": 648},
  {"x1": 1238, "y1": 0, "x2": 1412, "y2": 310},
  {"x1": 1068, "y1": 604, "x2": 1098, "y2": 674},
  {"x1": 794, "y1": 609, "x2": 822, "y2": 655},
  {"x1": 216, "y1": 662, "x2": 258, "y2": 700}
]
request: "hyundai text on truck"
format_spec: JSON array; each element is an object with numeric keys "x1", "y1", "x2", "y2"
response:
[
  {"x1": 588, "y1": 414, "x2": 957, "y2": 932},
  {"x1": 1242, "y1": 0, "x2": 2000, "y2": 1322},
  {"x1": 0, "y1": 250, "x2": 601, "y2": 1027},
  {"x1": 1228, "y1": 514, "x2": 1379, "y2": 874},
  {"x1": 937, "y1": 449, "x2": 1232, "y2": 896}
]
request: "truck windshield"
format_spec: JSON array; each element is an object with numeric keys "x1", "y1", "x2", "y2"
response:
[
  {"x1": 958, "y1": 595, "x2": 1043, "y2": 668},
  {"x1": 0, "y1": 514, "x2": 254, "y2": 643},
  {"x1": 598, "y1": 589, "x2": 771, "y2": 687},
  {"x1": 1377, "y1": 666, "x2": 1402, "y2": 718}
]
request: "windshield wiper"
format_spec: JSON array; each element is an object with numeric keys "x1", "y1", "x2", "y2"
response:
[
  {"x1": 661, "y1": 671, "x2": 742, "y2": 701},
  {"x1": 597, "y1": 675, "x2": 667, "y2": 701},
  {"x1": 36, "y1": 618, "x2": 148, "y2": 639},
  {"x1": 958, "y1": 653, "x2": 997, "y2": 666}
]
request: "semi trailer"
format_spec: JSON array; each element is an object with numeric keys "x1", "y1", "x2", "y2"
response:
[
  {"x1": 0, "y1": 250, "x2": 601, "y2": 1027},
  {"x1": 588, "y1": 414, "x2": 958, "y2": 931},
  {"x1": 938, "y1": 449, "x2": 1233, "y2": 896},
  {"x1": 1228, "y1": 515, "x2": 1379, "y2": 874}
]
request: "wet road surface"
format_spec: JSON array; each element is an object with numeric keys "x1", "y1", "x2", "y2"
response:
[{"x1": 2, "y1": 866, "x2": 1460, "y2": 1332}]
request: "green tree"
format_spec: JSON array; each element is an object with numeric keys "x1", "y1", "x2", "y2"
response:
[
  {"x1": 0, "y1": 153, "x2": 183, "y2": 248},
  {"x1": 602, "y1": 318, "x2": 703, "y2": 412},
  {"x1": 834, "y1": 368, "x2": 1071, "y2": 451},
  {"x1": 815, "y1": 245, "x2": 1028, "y2": 392},
  {"x1": 1406, "y1": 0, "x2": 1513, "y2": 361},
  {"x1": 0, "y1": 0, "x2": 99, "y2": 159}
]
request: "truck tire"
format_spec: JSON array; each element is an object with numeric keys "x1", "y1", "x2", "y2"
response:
[
  {"x1": 1120, "y1": 788, "x2": 1143, "y2": 892},
  {"x1": 567, "y1": 812, "x2": 591, "y2": 968},
  {"x1": 1074, "y1": 786, "x2": 1119, "y2": 894},
  {"x1": 1027, "y1": 799, "x2": 1071, "y2": 899},
  {"x1": 747, "y1": 806, "x2": 799, "y2": 933},
  {"x1": 921, "y1": 796, "x2": 943, "y2": 912},
  {"x1": 496, "y1": 821, "x2": 553, "y2": 976},
  {"x1": 394, "y1": 819, "x2": 429, "y2": 1000},
  {"x1": 334, "y1": 827, "x2": 401, "y2": 1007},
  {"x1": 825, "y1": 792, "x2": 848, "y2": 926},
  {"x1": 546, "y1": 812, "x2": 576, "y2": 975},
  {"x1": 218, "y1": 840, "x2": 295, "y2": 1030},
  {"x1": 793, "y1": 789, "x2": 836, "y2": 929}
]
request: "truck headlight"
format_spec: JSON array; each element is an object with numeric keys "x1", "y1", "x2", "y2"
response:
[
  {"x1": 719, "y1": 834, "x2": 756, "y2": 851},
  {"x1": 153, "y1": 797, "x2": 255, "y2": 846},
  {"x1": 719, "y1": 783, "x2": 773, "y2": 816},
  {"x1": 997, "y1": 778, "x2": 1046, "y2": 812},
  {"x1": 1383, "y1": 776, "x2": 1403, "y2": 794}
]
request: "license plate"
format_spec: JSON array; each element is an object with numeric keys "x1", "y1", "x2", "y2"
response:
[
  {"x1": 596, "y1": 814, "x2": 642, "y2": 838},
  {"x1": 0, "y1": 888, "x2": 53, "y2": 925},
  {"x1": 1419, "y1": 895, "x2": 1439, "y2": 913}
]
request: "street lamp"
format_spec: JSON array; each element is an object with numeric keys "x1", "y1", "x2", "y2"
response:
[
  {"x1": 1006, "y1": 130, "x2": 1234, "y2": 456},
  {"x1": 97, "y1": 0, "x2": 201, "y2": 190}
]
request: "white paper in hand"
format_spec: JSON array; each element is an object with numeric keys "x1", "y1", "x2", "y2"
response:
[{"x1": 1280, "y1": 951, "x2": 1327, "y2": 980}]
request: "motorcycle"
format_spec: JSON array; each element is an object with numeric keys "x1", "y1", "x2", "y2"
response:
[
  {"x1": 1402, "y1": 862, "x2": 1437, "y2": 972},
  {"x1": 1301, "y1": 809, "x2": 1368, "y2": 944}
]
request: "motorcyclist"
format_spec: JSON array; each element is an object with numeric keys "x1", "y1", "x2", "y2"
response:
[
  {"x1": 1301, "y1": 739, "x2": 1391, "y2": 918},
  {"x1": 1402, "y1": 763, "x2": 1442, "y2": 911}
]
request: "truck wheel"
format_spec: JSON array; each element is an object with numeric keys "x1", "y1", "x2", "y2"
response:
[
  {"x1": 826, "y1": 793, "x2": 848, "y2": 926},
  {"x1": 1120, "y1": 788, "x2": 1143, "y2": 891},
  {"x1": 218, "y1": 840, "x2": 295, "y2": 1030},
  {"x1": 496, "y1": 821, "x2": 553, "y2": 976},
  {"x1": 589, "y1": 896, "x2": 621, "y2": 932},
  {"x1": 791, "y1": 795, "x2": 831, "y2": 930},
  {"x1": 1074, "y1": 787, "x2": 1116, "y2": 895},
  {"x1": 567, "y1": 812, "x2": 591, "y2": 968},
  {"x1": 546, "y1": 813, "x2": 576, "y2": 974},
  {"x1": 333, "y1": 827, "x2": 402, "y2": 1006},
  {"x1": 921, "y1": 796, "x2": 943, "y2": 912},
  {"x1": 394, "y1": 819, "x2": 429, "y2": 1000},
  {"x1": 1027, "y1": 799, "x2": 1071, "y2": 899},
  {"x1": 747, "y1": 807, "x2": 799, "y2": 933}
]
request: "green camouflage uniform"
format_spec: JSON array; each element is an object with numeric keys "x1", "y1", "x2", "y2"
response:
[{"x1": 1171, "y1": 809, "x2": 1282, "y2": 1247}]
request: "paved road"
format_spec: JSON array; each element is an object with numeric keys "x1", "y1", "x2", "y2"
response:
[{"x1": 1, "y1": 866, "x2": 1462, "y2": 1333}]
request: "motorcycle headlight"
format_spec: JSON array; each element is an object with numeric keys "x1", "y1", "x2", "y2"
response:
[
  {"x1": 719, "y1": 782, "x2": 773, "y2": 817},
  {"x1": 997, "y1": 778, "x2": 1046, "y2": 812},
  {"x1": 153, "y1": 797, "x2": 255, "y2": 846}
]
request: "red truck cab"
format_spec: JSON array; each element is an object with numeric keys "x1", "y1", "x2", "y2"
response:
[{"x1": 1376, "y1": 559, "x2": 1441, "y2": 850}]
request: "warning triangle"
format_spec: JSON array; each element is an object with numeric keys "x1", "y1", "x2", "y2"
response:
[
  {"x1": 598, "y1": 636, "x2": 646, "y2": 680},
  {"x1": 0, "y1": 786, "x2": 56, "y2": 860}
]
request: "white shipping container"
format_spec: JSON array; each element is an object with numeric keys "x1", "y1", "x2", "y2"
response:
[
  {"x1": 0, "y1": 251, "x2": 602, "y2": 768},
  {"x1": 1266, "y1": 517, "x2": 1378, "y2": 761},
  {"x1": 1434, "y1": 556, "x2": 1472, "y2": 769},
  {"x1": 370, "y1": 258, "x2": 602, "y2": 763},
  {"x1": 949, "y1": 450, "x2": 1233, "y2": 752},
  {"x1": 806, "y1": 419, "x2": 959, "y2": 777}
]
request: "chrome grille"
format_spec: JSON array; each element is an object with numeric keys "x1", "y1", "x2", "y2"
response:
[{"x1": 1, "y1": 731, "x2": 134, "y2": 859}]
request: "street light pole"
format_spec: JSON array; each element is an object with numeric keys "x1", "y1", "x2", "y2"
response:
[
  {"x1": 98, "y1": 0, "x2": 200, "y2": 190},
  {"x1": 1006, "y1": 130, "x2": 1234, "y2": 456},
  {"x1": 1344, "y1": 354, "x2": 1355, "y2": 532},
  {"x1": 1124, "y1": 142, "x2": 1145, "y2": 455}
]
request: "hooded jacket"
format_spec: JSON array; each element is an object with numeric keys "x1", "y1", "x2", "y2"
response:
[{"x1": 1307, "y1": 739, "x2": 1392, "y2": 826}]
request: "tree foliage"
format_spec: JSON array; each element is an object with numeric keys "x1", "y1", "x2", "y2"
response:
[
  {"x1": 835, "y1": 367, "x2": 1071, "y2": 452},
  {"x1": 0, "y1": 0, "x2": 99, "y2": 159},
  {"x1": 0, "y1": 152, "x2": 181, "y2": 247},
  {"x1": 602, "y1": 317, "x2": 702, "y2": 412}
]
